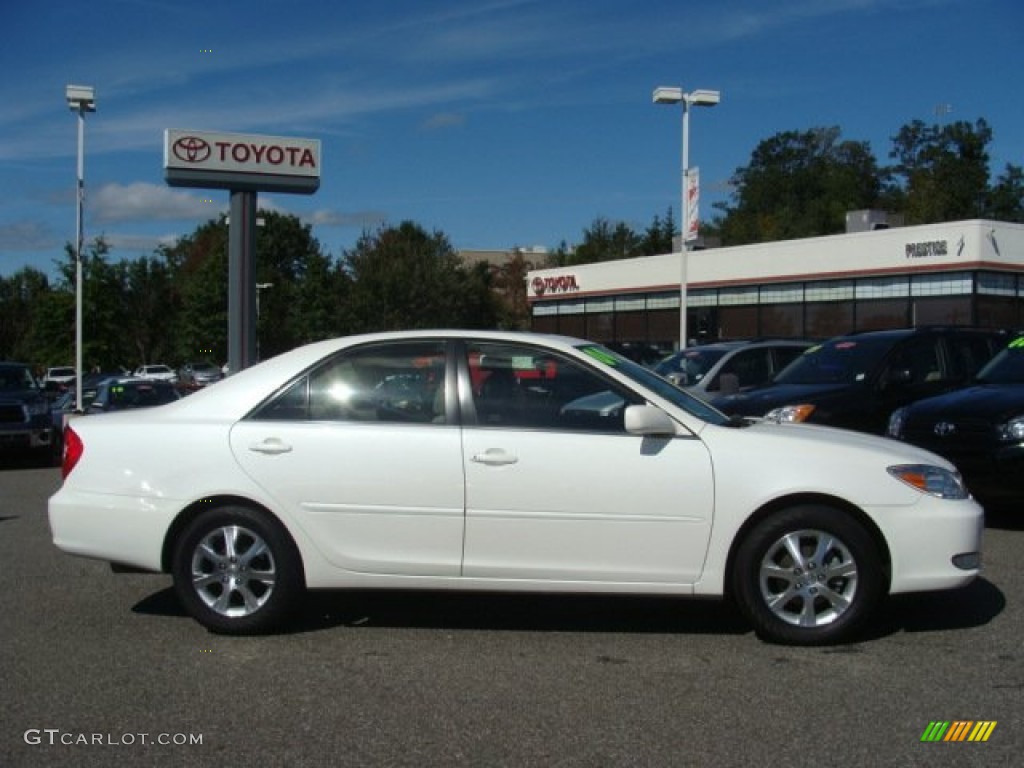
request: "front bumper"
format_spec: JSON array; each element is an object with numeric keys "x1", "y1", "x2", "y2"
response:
[{"x1": 869, "y1": 495, "x2": 984, "y2": 594}]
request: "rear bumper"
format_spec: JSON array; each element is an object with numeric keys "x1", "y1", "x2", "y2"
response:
[{"x1": 48, "y1": 488, "x2": 179, "y2": 571}]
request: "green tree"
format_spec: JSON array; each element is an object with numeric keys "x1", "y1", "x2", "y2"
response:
[
  {"x1": 639, "y1": 208, "x2": 677, "y2": 255},
  {"x1": 887, "y1": 118, "x2": 993, "y2": 224},
  {"x1": 986, "y1": 164, "x2": 1024, "y2": 223},
  {"x1": 716, "y1": 126, "x2": 882, "y2": 244},
  {"x1": 343, "y1": 221, "x2": 499, "y2": 332},
  {"x1": 0, "y1": 267, "x2": 53, "y2": 365}
]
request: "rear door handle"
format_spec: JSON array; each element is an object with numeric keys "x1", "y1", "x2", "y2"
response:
[
  {"x1": 249, "y1": 438, "x2": 293, "y2": 455},
  {"x1": 471, "y1": 449, "x2": 518, "y2": 466}
]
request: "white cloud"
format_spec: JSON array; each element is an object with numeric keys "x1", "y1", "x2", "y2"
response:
[
  {"x1": 0, "y1": 220, "x2": 58, "y2": 251},
  {"x1": 91, "y1": 182, "x2": 224, "y2": 223}
]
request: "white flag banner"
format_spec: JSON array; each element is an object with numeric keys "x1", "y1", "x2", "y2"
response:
[{"x1": 684, "y1": 167, "x2": 700, "y2": 242}]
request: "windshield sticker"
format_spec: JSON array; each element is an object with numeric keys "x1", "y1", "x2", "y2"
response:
[
  {"x1": 834, "y1": 342, "x2": 858, "y2": 350},
  {"x1": 855, "y1": 373, "x2": 866, "y2": 381},
  {"x1": 804, "y1": 345, "x2": 821, "y2": 355},
  {"x1": 582, "y1": 346, "x2": 620, "y2": 366},
  {"x1": 1008, "y1": 337, "x2": 1024, "y2": 350}
]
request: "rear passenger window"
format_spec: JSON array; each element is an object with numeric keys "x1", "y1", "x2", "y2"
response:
[{"x1": 252, "y1": 341, "x2": 447, "y2": 424}]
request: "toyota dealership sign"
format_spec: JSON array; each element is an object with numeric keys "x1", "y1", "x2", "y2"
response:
[{"x1": 164, "y1": 129, "x2": 321, "y2": 193}]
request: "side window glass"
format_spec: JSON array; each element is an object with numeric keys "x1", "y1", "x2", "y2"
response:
[
  {"x1": 886, "y1": 339, "x2": 942, "y2": 385},
  {"x1": 253, "y1": 341, "x2": 447, "y2": 424},
  {"x1": 466, "y1": 342, "x2": 639, "y2": 432},
  {"x1": 716, "y1": 349, "x2": 770, "y2": 391}
]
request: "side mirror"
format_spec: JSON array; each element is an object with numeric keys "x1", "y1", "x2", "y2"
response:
[{"x1": 624, "y1": 405, "x2": 677, "y2": 436}]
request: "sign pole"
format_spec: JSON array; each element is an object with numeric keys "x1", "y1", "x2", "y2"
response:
[{"x1": 228, "y1": 190, "x2": 258, "y2": 374}]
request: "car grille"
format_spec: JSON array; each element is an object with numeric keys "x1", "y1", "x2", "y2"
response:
[
  {"x1": 904, "y1": 418, "x2": 996, "y2": 456},
  {"x1": 0, "y1": 404, "x2": 26, "y2": 424}
]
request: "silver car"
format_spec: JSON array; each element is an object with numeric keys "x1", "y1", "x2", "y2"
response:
[{"x1": 655, "y1": 339, "x2": 812, "y2": 399}]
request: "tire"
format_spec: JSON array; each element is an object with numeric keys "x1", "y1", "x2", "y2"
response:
[
  {"x1": 732, "y1": 505, "x2": 884, "y2": 646},
  {"x1": 171, "y1": 506, "x2": 304, "y2": 635}
]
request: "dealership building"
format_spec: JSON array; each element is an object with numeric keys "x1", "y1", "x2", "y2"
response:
[{"x1": 526, "y1": 218, "x2": 1024, "y2": 350}]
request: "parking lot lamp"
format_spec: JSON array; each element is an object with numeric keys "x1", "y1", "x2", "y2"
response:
[
  {"x1": 652, "y1": 86, "x2": 720, "y2": 349},
  {"x1": 66, "y1": 84, "x2": 96, "y2": 411}
]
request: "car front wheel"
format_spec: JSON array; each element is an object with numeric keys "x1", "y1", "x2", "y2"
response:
[
  {"x1": 732, "y1": 506, "x2": 884, "y2": 645},
  {"x1": 172, "y1": 506, "x2": 304, "y2": 634}
]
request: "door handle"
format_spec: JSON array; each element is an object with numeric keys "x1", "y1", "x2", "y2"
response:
[
  {"x1": 471, "y1": 449, "x2": 518, "y2": 466},
  {"x1": 249, "y1": 438, "x2": 293, "y2": 455}
]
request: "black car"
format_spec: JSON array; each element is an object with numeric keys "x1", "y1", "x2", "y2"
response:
[
  {"x1": 887, "y1": 335, "x2": 1024, "y2": 507},
  {"x1": 87, "y1": 377, "x2": 181, "y2": 413},
  {"x1": 0, "y1": 362, "x2": 56, "y2": 463},
  {"x1": 710, "y1": 327, "x2": 1006, "y2": 435}
]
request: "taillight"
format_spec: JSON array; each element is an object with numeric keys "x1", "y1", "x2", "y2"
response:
[{"x1": 62, "y1": 425, "x2": 84, "y2": 479}]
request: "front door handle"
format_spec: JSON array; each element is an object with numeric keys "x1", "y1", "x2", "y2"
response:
[
  {"x1": 249, "y1": 438, "x2": 293, "y2": 455},
  {"x1": 471, "y1": 448, "x2": 518, "y2": 466}
]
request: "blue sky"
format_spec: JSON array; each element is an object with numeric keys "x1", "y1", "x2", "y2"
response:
[{"x1": 2, "y1": 0, "x2": 1022, "y2": 278}]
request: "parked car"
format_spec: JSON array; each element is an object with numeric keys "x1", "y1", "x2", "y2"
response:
[
  {"x1": 711, "y1": 327, "x2": 1006, "y2": 434},
  {"x1": 49, "y1": 331, "x2": 982, "y2": 646},
  {"x1": 605, "y1": 342, "x2": 670, "y2": 368},
  {"x1": 655, "y1": 339, "x2": 813, "y2": 400},
  {"x1": 40, "y1": 366, "x2": 77, "y2": 399},
  {"x1": 178, "y1": 361, "x2": 224, "y2": 390},
  {"x1": 887, "y1": 334, "x2": 1024, "y2": 508},
  {"x1": 133, "y1": 364, "x2": 178, "y2": 383},
  {"x1": 87, "y1": 377, "x2": 181, "y2": 413},
  {"x1": 0, "y1": 362, "x2": 56, "y2": 463}
]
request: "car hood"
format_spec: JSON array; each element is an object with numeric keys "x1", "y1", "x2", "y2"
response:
[
  {"x1": 712, "y1": 382, "x2": 850, "y2": 415},
  {"x1": 0, "y1": 388, "x2": 45, "y2": 405},
  {"x1": 904, "y1": 383, "x2": 1024, "y2": 421}
]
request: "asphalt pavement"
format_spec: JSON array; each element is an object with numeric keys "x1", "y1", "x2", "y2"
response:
[{"x1": 1, "y1": 463, "x2": 1021, "y2": 768}]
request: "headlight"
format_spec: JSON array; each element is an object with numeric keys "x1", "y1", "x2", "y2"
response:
[
  {"x1": 888, "y1": 464, "x2": 969, "y2": 499},
  {"x1": 764, "y1": 404, "x2": 815, "y2": 423},
  {"x1": 997, "y1": 416, "x2": 1024, "y2": 442},
  {"x1": 887, "y1": 407, "x2": 907, "y2": 438}
]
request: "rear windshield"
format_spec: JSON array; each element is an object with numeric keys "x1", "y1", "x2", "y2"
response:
[{"x1": 774, "y1": 337, "x2": 895, "y2": 385}]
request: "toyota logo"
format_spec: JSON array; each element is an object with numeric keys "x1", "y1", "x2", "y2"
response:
[
  {"x1": 172, "y1": 136, "x2": 211, "y2": 163},
  {"x1": 934, "y1": 421, "x2": 957, "y2": 437},
  {"x1": 532, "y1": 276, "x2": 546, "y2": 296}
]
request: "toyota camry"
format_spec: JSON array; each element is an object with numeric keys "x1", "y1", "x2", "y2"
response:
[{"x1": 48, "y1": 331, "x2": 983, "y2": 645}]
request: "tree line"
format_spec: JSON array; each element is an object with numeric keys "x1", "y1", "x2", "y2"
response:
[{"x1": 2, "y1": 117, "x2": 1021, "y2": 370}]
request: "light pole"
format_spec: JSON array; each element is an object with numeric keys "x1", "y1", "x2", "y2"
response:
[
  {"x1": 653, "y1": 86, "x2": 720, "y2": 349},
  {"x1": 66, "y1": 84, "x2": 96, "y2": 411}
]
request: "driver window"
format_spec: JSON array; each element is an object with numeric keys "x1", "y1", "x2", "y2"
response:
[{"x1": 466, "y1": 342, "x2": 638, "y2": 432}]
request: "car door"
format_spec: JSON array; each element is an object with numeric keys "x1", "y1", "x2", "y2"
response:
[
  {"x1": 229, "y1": 340, "x2": 466, "y2": 577},
  {"x1": 459, "y1": 340, "x2": 715, "y2": 585}
]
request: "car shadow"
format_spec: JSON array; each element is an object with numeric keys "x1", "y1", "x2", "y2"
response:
[
  {"x1": 133, "y1": 577, "x2": 1004, "y2": 642},
  {"x1": 985, "y1": 507, "x2": 1023, "y2": 531},
  {"x1": 132, "y1": 586, "x2": 750, "y2": 636},
  {"x1": 857, "y1": 577, "x2": 1005, "y2": 641}
]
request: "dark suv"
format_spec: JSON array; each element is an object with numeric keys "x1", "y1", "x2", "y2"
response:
[
  {"x1": 0, "y1": 362, "x2": 56, "y2": 463},
  {"x1": 710, "y1": 327, "x2": 1006, "y2": 435},
  {"x1": 887, "y1": 334, "x2": 1024, "y2": 507}
]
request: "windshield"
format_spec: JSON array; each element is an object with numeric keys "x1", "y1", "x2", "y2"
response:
[
  {"x1": 774, "y1": 337, "x2": 894, "y2": 385},
  {"x1": 0, "y1": 366, "x2": 37, "y2": 392},
  {"x1": 576, "y1": 344, "x2": 729, "y2": 425},
  {"x1": 976, "y1": 339, "x2": 1024, "y2": 384},
  {"x1": 654, "y1": 348, "x2": 729, "y2": 381}
]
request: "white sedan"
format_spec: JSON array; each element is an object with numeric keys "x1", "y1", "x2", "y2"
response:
[{"x1": 49, "y1": 331, "x2": 982, "y2": 645}]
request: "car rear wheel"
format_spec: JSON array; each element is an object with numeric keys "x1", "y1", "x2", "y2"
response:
[
  {"x1": 172, "y1": 506, "x2": 304, "y2": 634},
  {"x1": 732, "y1": 505, "x2": 884, "y2": 645}
]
